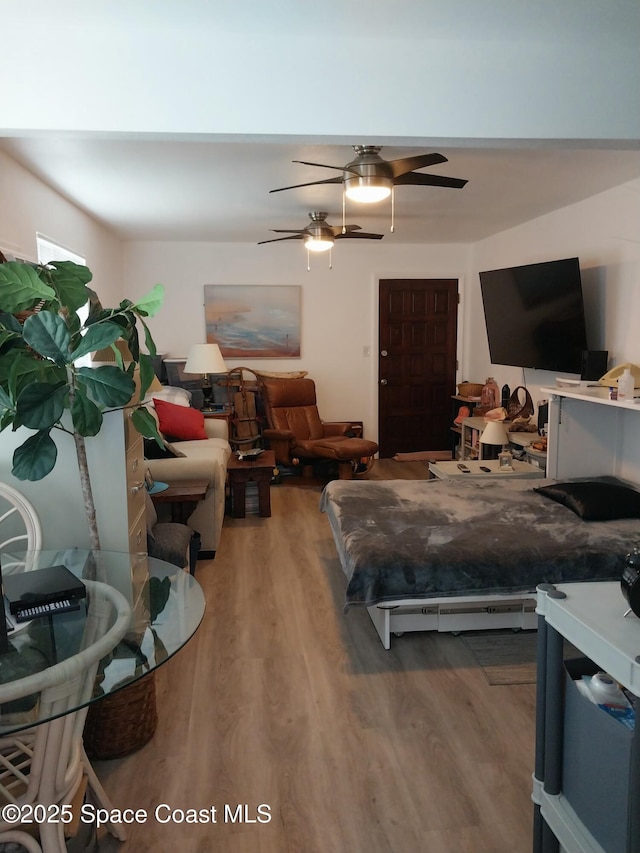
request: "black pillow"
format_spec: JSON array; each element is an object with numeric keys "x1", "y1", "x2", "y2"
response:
[
  {"x1": 534, "y1": 481, "x2": 640, "y2": 521},
  {"x1": 143, "y1": 438, "x2": 185, "y2": 460}
]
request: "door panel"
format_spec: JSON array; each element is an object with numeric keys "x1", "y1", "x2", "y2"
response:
[{"x1": 378, "y1": 279, "x2": 458, "y2": 457}]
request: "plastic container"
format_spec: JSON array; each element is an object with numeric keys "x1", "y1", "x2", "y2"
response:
[{"x1": 618, "y1": 367, "x2": 634, "y2": 401}]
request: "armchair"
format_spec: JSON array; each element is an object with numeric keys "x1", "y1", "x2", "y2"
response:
[{"x1": 260, "y1": 377, "x2": 378, "y2": 479}]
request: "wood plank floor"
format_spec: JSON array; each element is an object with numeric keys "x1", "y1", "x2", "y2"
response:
[{"x1": 95, "y1": 460, "x2": 537, "y2": 853}]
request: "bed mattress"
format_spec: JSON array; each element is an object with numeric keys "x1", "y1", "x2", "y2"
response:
[{"x1": 320, "y1": 478, "x2": 639, "y2": 609}]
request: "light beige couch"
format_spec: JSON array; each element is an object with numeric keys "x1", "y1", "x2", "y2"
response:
[{"x1": 144, "y1": 387, "x2": 231, "y2": 556}]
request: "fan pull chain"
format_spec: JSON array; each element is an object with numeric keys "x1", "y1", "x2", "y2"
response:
[
  {"x1": 342, "y1": 190, "x2": 347, "y2": 234},
  {"x1": 307, "y1": 248, "x2": 311, "y2": 272},
  {"x1": 390, "y1": 186, "x2": 395, "y2": 233},
  {"x1": 329, "y1": 247, "x2": 332, "y2": 270}
]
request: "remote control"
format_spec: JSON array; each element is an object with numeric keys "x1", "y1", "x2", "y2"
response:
[
  {"x1": 457, "y1": 463, "x2": 470, "y2": 472},
  {"x1": 480, "y1": 466, "x2": 491, "y2": 472}
]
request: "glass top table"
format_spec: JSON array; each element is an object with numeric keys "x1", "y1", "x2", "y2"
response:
[{"x1": 0, "y1": 548, "x2": 205, "y2": 735}]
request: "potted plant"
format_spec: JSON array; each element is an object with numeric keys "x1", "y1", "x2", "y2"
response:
[{"x1": 0, "y1": 259, "x2": 163, "y2": 548}]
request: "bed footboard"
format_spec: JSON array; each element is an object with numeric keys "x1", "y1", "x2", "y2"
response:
[{"x1": 367, "y1": 593, "x2": 538, "y2": 649}]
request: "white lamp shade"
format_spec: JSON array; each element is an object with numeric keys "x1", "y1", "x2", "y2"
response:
[
  {"x1": 480, "y1": 420, "x2": 510, "y2": 445},
  {"x1": 183, "y1": 343, "x2": 227, "y2": 375}
]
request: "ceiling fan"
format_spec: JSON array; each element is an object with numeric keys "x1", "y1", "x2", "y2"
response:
[
  {"x1": 269, "y1": 145, "x2": 468, "y2": 232},
  {"x1": 258, "y1": 211, "x2": 383, "y2": 269}
]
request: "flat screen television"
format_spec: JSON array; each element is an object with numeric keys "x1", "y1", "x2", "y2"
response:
[{"x1": 479, "y1": 256, "x2": 588, "y2": 374}]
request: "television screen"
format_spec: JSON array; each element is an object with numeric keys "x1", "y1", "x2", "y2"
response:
[{"x1": 479, "y1": 257, "x2": 588, "y2": 373}]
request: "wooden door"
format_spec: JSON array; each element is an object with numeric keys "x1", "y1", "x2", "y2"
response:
[{"x1": 378, "y1": 279, "x2": 458, "y2": 457}]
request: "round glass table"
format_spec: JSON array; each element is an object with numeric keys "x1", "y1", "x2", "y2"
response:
[
  {"x1": 0, "y1": 549, "x2": 205, "y2": 851},
  {"x1": 1, "y1": 548, "x2": 205, "y2": 733}
]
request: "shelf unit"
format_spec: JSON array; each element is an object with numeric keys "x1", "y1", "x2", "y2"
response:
[
  {"x1": 541, "y1": 384, "x2": 640, "y2": 483},
  {"x1": 532, "y1": 384, "x2": 640, "y2": 852},
  {"x1": 450, "y1": 395, "x2": 482, "y2": 456},
  {"x1": 534, "y1": 582, "x2": 640, "y2": 853}
]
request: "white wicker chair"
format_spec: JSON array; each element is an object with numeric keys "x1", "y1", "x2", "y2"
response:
[
  {"x1": 0, "y1": 482, "x2": 42, "y2": 571},
  {"x1": 0, "y1": 581, "x2": 132, "y2": 852}
]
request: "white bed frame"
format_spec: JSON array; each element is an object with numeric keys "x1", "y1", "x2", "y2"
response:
[{"x1": 367, "y1": 592, "x2": 538, "y2": 649}]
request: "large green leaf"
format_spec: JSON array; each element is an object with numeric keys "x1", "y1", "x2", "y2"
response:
[
  {"x1": 140, "y1": 318, "x2": 157, "y2": 359},
  {"x1": 0, "y1": 312, "x2": 24, "y2": 334},
  {"x1": 132, "y1": 284, "x2": 164, "y2": 318},
  {"x1": 12, "y1": 430, "x2": 58, "y2": 481},
  {"x1": 77, "y1": 365, "x2": 136, "y2": 408},
  {"x1": 71, "y1": 385, "x2": 103, "y2": 436},
  {"x1": 72, "y1": 321, "x2": 123, "y2": 361},
  {"x1": 22, "y1": 312, "x2": 71, "y2": 365},
  {"x1": 15, "y1": 381, "x2": 67, "y2": 430},
  {"x1": 137, "y1": 352, "x2": 155, "y2": 399},
  {"x1": 131, "y1": 405, "x2": 162, "y2": 444},
  {"x1": 0, "y1": 386, "x2": 13, "y2": 415},
  {"x1": 46, "y1": 261, "x2": 91, "y2": 313},
  {"x1": 0, "y1": 263, "x2": 56, "y2": 312}
]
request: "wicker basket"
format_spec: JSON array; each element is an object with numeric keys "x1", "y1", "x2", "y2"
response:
[
  {"x1": 457, "y1": 382, "x2": 484, "y2": 398},
  {"x1": 84, "y1": 672, "x2": 158, "y2": 760}
]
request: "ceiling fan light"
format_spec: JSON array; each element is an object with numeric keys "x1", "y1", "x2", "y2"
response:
[
  {"x1": 304, "y1": 236, "x2": 334, "y2": 253},
  {"x1": 345, "y1": 177, "x2": 392, "y2": 203}
]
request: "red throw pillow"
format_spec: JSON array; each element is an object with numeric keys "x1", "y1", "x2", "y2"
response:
[{"x1": 153, "y1": 398, "x2": 207, "y2": 441}]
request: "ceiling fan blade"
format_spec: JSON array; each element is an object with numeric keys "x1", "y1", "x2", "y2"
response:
[
  {"x1": 394, "y1": 172, "x2": 468, "y2": 189},
  {"x1": 257, "y1": 235, "x2": 303, "y2": 245},
  {"x1": 388, "y1": 152, "x2": 448, "y2": 177},
  {"x1": 292, "y1": 160, "x2": 349, "y2": 173},
  {"x1": 269, "y1": 176, "x2": 344, "y2": 193},
  {"x1": 330, "y1": 224, "x2": 362, "y2": 236},
  {"x1": 336, "y1": 231, "x2": 384, "y2": 240},
  {"x1": 270, "y1": 229, "x2": 306, "y2": 234}
]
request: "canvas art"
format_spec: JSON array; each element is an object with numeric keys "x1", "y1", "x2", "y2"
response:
[{"x1": 204, "y1": 285, "x2": 301, "y2": 358}]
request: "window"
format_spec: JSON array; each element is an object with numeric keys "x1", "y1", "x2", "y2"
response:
[{"x1": 36, "y1": 233, "x2": 85, "y2": 266}]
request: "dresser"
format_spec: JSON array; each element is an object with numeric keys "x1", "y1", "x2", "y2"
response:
[{"x1": 0, "y1": 406, "x2": 148, "y2": 555}]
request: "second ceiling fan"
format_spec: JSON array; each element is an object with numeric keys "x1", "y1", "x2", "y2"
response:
[{"x1": 258, "y1": 211, "x2": 383, "y2": 269}]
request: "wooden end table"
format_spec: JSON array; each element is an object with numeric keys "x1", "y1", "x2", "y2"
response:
[
  {"x1": 150, "y1": 478, "x2": 208, "y2": 524},
  {"x1": 226, "y1": 450, "x2": 276, "y2": 518}
]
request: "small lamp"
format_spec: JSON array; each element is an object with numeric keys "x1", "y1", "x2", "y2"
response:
[
  {"x1": 480, "y1": 421, "x2": 513, "y2": 469},
  {"x1": 184, "y1": 343, "x2": 227, "y2": 412}
]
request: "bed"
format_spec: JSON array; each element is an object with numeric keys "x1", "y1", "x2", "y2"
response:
[{"x1": 320, "y1": 477, "x2": 640, "y2": 648}]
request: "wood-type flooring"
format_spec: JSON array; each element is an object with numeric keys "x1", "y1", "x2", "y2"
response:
[{"x1": 95, "y1": 459, "x2": 536, "y2": 853}]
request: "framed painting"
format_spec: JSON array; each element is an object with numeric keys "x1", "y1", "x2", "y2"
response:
[{"x1": 204, "y1": 285, "x2": 301, "y2": 358}]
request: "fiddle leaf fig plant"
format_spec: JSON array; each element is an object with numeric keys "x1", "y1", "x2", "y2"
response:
[{"x1": 0, "y1": 259, "x2": 164, "y2": 549}]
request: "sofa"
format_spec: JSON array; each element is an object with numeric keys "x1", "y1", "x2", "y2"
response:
[{"x1": 143, "y1": 385, "x2": 231, "y2": 557}]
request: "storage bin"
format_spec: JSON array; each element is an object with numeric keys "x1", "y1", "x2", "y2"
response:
[{"x1": 562, "y1": 657, "x2": 640, "y2": 853}]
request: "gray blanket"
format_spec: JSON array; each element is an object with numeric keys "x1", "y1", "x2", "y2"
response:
[{"x1": 320, "y1": 478, "x2": 639, "y2": 608}]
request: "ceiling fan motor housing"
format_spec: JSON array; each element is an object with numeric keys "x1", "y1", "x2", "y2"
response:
[{"x1": 344, "y1": 146, "x2": 394, "y2": 197}]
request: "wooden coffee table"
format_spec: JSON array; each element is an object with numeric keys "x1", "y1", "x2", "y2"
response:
[
  {"x1": 150, "y1": 478, "x2": 208, "y2": 524},
  {"x1": 226, "y1": 450, "x2": 276, "y2": 518}
]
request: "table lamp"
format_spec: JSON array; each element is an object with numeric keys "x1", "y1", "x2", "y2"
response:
[
  {"x1": 184, "y1": 343, "x2": 227, "y2": 412},
  {"x1": 480, "y1": 420, "x2": 512, "y2": 468}
]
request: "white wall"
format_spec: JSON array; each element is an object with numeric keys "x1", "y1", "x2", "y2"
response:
[
  {"x1": 466, "y1": 178, "x2": 640, "y2": 412},
  {"x1": 0, "y1": 149, "x2": 122, "y2": 302},
  {"x1": 1, "y1": 2, "x2": 638, "y2": 142},
  {"x1": 123, "y1": 240, "x2": 472, "y2": 438}
]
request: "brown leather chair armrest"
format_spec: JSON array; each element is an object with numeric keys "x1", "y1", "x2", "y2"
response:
[
  {"x1": 263, "y1": 428, "x2": 296, "y2": 465},
  {"x1": 322, "y1": 421, "x2": 356, "y2": 437}
]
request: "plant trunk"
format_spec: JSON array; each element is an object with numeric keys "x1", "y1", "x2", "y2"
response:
[{"x1": 73, "y1": 429, "x2": 101, "y2": 551}]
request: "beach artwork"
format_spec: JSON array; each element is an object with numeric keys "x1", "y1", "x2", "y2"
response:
[{"x1": 204, "y1": 285, "x2": 301, "y2": 358}]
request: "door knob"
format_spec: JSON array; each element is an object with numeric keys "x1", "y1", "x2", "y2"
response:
[
  {"x1": 380, "y1": 350, "x2": 388, "y2": 357},
  {"x1": 380, "y1": 379, "x2": 388, "y2": 386}
]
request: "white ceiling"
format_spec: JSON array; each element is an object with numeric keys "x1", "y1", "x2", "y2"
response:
[{"x1": 2, "y1": 137, "x2": 640, "y2": 245}]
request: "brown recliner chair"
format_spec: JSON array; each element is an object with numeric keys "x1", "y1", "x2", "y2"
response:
[{"x1": 260, "y1": 377, "x2": 378, "y2": 479}]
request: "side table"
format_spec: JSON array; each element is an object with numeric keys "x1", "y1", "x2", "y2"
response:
[
  {"x1": 227, "y1": 450, "x2": 276, "y2": 518},
  {"x1": 150, "y1": 478, "x2": 208, "y2": 524}
]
